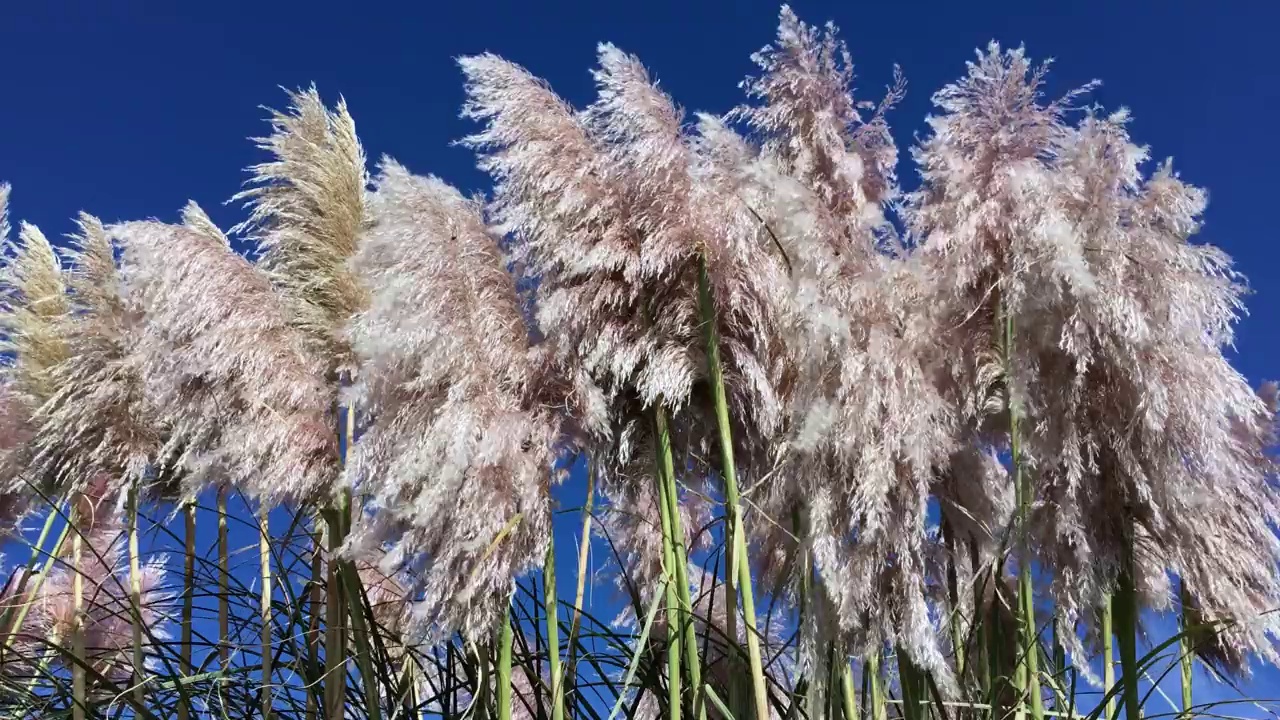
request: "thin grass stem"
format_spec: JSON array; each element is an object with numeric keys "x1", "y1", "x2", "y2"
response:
[
  {"x1": 497, "y1": 605, "x2": 515, "y2": 720},
  {"x1": 697, "y1": 254, "x2": 770, "y2": 720},
  {"x1": 655, "y1": 405, "x2": 706, "y2": 720}
]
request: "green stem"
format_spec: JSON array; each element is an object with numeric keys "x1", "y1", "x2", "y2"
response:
[
  {"x1": 944, "y1": 521, "x2": 965, "y2": 682},
  {"x1": 1179, "y1": 583, "x2": 1193, "y2": 720},
  {"x1": 546, "y1": 534, "x2": 565, "y2": 720},
  {"x1": 1115, "y1": 539, "x2": 1141, "y2": 720},
  {"x1": 260, "y1": 507, "x2": 272, "y2": 720},
  {"x1": 128, "y1": 483, "x2": 145, "y2": 710},
  {"x1": 1103, "y1": 594, "x2": 1116, "y2": 720},
  {"x1": 566, "y1": 458, "x2": 596, "y2": 712},
  {"x1": 697, "y1": 253, "x2": 769, "y2": 720},
  {"x1": 868, "y1": 649, "x2": 885, "y2": 720},
  {"x1": 497, "y1": 606, "x2": 515, "y2": 720},
  {"x1": 653, "y1": 434, "x2": 683, "y2": 720},
  {"x1": 898, "y1": 651, "x2": 926, "y2": 720},
  {"x1": 179, "y1": 502, "x2": 196, "y2": 720},
  {"x1": 71, "y1": 501, "x2": 85, "y2": 720},
  {"x1": 339, "y1": 552, "x2": 383, "y2": 720},
  {"x1": 655, "y1": 405, "x2": 706, "y2": 720},
  {"x1": 218, "y1": 486, "x2": 230, "y2": 670},
  {"x1": 2, "y1": 504, "x2": 70, "y2": 655},
  {"x1": 1004, "y1": 307, "x2": 1043, "y2": 720},
  {"x1": 840, "y1": 656, "x2": 858, "y2": 720}
]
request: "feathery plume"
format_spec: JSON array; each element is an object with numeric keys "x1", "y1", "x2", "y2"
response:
[
  {"x1": 27, "y1": 214, "x2": 163, "y2": 499},
  {"x1": 113, "y1": 204, "x2": 337, "y2": 504},
  {"x1": 233, "y1": 86, "x2": 369, "y2": 376},
  {"x1": 736, "y1": 5, "x2": 903, "y2": 264},
  {"x1": 589, "y1": 42, "x2": 792, "y2": 447},
  {"x1": 731, "y1": 8, "x2": 957, "y2": 681},
  {"x1": 912, "y1": 44, "x2": 1280, "y2": 676},
  {"x1": 0, "y1": 199, "x2": 70, "y2": 510},
  {"x1": 460, "y1": 51, "x2": 654, "y2": 433},
  {"x1": 345, "y1": 160, "x2": 559, "y2": 641},
  {"x1": 0, "y1": 213, "x2": 70, "y2": 416}
]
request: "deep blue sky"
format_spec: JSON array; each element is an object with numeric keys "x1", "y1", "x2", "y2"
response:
[{"x1": 3, "y1": 0, "x2": 1279, "y2": 710}]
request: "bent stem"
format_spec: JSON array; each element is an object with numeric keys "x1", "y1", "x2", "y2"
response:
[{"x1": 697, "y1": 253, "x2": 769, "y2": 720}]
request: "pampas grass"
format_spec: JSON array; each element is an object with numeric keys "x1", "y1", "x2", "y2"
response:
[{"x1": 0, "y1": 8, "x2": 1276, "y2": 720}]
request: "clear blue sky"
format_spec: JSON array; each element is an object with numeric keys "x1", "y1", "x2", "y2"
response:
[{"x1": 3, "y1": 0, "x2": 1278, "y2": 710}]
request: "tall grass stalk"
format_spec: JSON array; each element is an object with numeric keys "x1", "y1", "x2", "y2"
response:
[
  {"x1": 899, "y1": 651, "x2": 927, "y2": 720},
  {"x1": 1178, "y1": 583, "x2": 1193, "y2": 720},
  {"x1": 945, "y1": 522, "x2": 965, "y2": 681},
  {"x1": 476, "y1": 641, "x2": 492, "y2": 720},
  {"x1": 128, "y1": 482, "x2": 145, "y2": 709},
  {"x1": 1103, "y1": 595, "x2": 1116, "y2": 720},
  {"x1": 697, "y1": 254, "x2": 769, "y2": 720},
  {"x1": 308, "y1": 520, "x2": 323, "y2": 720},
  {"x1": 545, "y1": 535, "x2": 565, "y2": 720},
  {"x1": 1052, "y1": 620, "x2": 1066, "y2": 707},
  {"x1": 792, "y1": 507, "x2": 812, "y2": 720},
  {"x1": 327, "y1": 404, "x2": 356, "y2": 718},
  {"x1": 1003, "y1": 308, "x2": 1043, "y2": 720},
  {"x1": 1, "y1": 501, "x2": 70, "y2": 655},
  {"x1": 181, "y1": 501, "x2": 196, "y2": 720},
  {"x1": 339, "y1": 554, "x2": 383, "y2": 720},
  {"x1": 497, "y1": 606, "x2": 515, "y2": 720},
  {"x1": 325, "y1": 494, "x2": 350, "y2": 718},
  {"x1": 71, "y1": 503, "x2": 86, "y2": 720},
  {"x1": 653, "y1": 432, "x2": 683, "y2": 720},
  {"x1": 566, "y1": 459, "x2": 595, "y2": 709},
  {"x1": 218, "y1": 486, "x2": 230, "y2": 670},
  {"x1": 260, "y1": 506, "x2": 273, "y2": 719},
  {"x1": 868, "y1": 649, "x2": 886, "y2": 720},
  {"x1": 655, "y1": 405, "x2": 707, "y2": 720},
  {"x1": 1115, "y1": 539, "x2": 1141, "y2": 720},
  {"x1": 840, "y1": 656, "x2": 858, "y2": 720}
]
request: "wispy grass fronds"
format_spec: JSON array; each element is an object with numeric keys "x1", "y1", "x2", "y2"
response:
[
  {"x1": 345, "y1": 159, "x2": 560, "y2": 643},
  {"x1": 0, "y1": 216, "x2": 70, "y2": 409},
  {"x1": 112, "y1": 205, "x2": 338, "y2": 504},
  {"x1": 732, "y1": 7, "x2": 956, "y2": 688},
  {"x1": 30, "y1": 214, "x2": 160, "y2": 500},
  {"x1": 233, "y1": 86, "x2": 369, "y2": 375}
]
